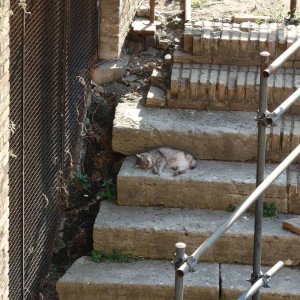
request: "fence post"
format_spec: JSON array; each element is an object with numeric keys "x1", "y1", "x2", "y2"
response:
[
  {"x1": 252, "y1": 51, "x2": 270, "y2": 300},
  {"x1": 174, "y1": 242, "x2": 186, "y2": 300},
  {"x1": 290, "y1": 0, "x2": 297, "y2": 19}
]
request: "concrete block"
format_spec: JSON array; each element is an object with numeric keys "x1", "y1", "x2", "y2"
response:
[
  {"x1": 146, "y1": 85, "x2": 166, "y2": 107},
  {"x1": 131, "y1": 20, "x2": 156, "y2": 35},
  {"x1": 89, "y1": 55, "x2": 130, "y2": 85}
]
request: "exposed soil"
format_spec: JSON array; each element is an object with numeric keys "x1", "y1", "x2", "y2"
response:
[
  {"x1": 41, "y1": 0, "x2": 297, "y2": 299},
  {"x1": 155, "y1": 0, "x2": 292, "y2": 22}
]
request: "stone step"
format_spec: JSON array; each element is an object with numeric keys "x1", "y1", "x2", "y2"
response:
[
  {"x1": 169, "y1": 62, "x2": 300, "y2": 113},
  {"x1": 112, "y1": 100, "x2": 300, "y2": 164},
  {"x1": 146, "y1": 85, "x2": 166, "y2": 107},
  {"x1": 57, "y1": 257, "x2": 300, "y2": 299},
  {"x1": 93, "y1": 201, "x2": 300, "y2": 265},
  {"x1": 118, "y1": 157, "x2": 300, "y2": 214},
  {"x1": 56, "y1": 258, "x2": 219, "y2": 299},
  {"x1": 182, "y1": 21, "x2": 300, "y2": 67}
]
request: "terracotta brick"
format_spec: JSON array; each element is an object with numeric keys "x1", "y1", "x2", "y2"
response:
[{"x1": 99, "y1": 0, "x2": 142, "y2": 60}]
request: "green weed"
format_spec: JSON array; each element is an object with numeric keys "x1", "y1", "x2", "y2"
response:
[
  {"x1": 263, "y1": 202, "x2": 278, "y2": 217},
  {"x1": 191, "y1": 0, "x2": 208, "y2": 9},
  {"x1": 96, "y1": 178, "x2": 116, "y2": 202},
  {"x1": 73, "y1": 173, "x2": 91, "y2": 192},
  {"x1": 225, "y1": 203, "x2": 237, "y2": 212},
  {"x1": 90, "y1": 249, "x2": 142, "y2": 263}
]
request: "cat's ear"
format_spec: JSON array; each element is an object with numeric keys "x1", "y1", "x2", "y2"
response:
[{"x1": 136, "y1": 154, "x2": 142, "y2": 158}]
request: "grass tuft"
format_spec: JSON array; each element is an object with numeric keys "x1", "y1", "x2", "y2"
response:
[{"x1": 90, "y1": 249, "x2": 142, "y2": 263}]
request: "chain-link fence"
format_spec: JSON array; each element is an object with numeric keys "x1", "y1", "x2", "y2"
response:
[{"x1": 9, "y1": 1, "x2": 98, "y2": 298}]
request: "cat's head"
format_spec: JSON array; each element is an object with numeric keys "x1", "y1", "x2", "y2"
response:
[{"x1": 135, "y1": 153, "x2": 153, "y2": 169}]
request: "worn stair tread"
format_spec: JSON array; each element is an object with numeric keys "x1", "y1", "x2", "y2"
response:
[
  {"x1": 56, "y1": 257, "x2": 219, "y2": 300},
  {"x1": 169, "y1": 62, "x2": 300, "y2": 112},
  {"x1": 182, "y1": 21, "x2": 300, "y2": 67},
  {"x1": 57, "y1": 257, "x2": 300, "y2": 299},
  {"x1": 93, "y1": 201, "x2": 300, "y2": 265},
  {"x1": 221, "y1": 263, "x2": 300, "y2": 299},
  {"x1": 118, "y1": 157, "x2": 292, "y2": 213},
  {"x1": 112, "y1": 100, "x2": 300, "y2": 163}
]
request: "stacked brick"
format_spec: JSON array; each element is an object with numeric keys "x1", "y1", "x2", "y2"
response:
[
  {"x1": 0, "y1": 0, "x2": 9, "y2": 298},
  {"x1": 170, "y1": 63, "x2": 299, "y2": 113},
  {"x1": 99, "y1": 0, "x2": 142, "y2": 60},
  {"x1": 181, "y1": 21, "x2": 300, "y2": 67}
]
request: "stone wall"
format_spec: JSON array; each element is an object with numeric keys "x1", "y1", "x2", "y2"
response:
[
  {"x1": 0, "y1": 0, "x2": 10, "y2": 298},
  {"x1": 99, "y1": 0, "x2": 142, "y2": 60}
]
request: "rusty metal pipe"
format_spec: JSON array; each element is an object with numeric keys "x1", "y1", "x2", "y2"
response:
[{"x1": 150, "y1": 0, "x2": 155, "y2": 23}]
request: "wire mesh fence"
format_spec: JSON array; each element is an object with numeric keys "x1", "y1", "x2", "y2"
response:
[{"x1": 9, "y1": 0, "x2": 98, "y2": 298}]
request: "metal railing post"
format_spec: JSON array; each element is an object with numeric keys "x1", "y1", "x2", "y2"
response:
[
  {"x1": 252, "y1": 51, "x2": 270, "y2": 300},
  {"x1": 174, "y1": 242, "x2": 187, "y2": 300}
]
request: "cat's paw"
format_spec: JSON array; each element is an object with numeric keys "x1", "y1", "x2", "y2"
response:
[
  {"x1": 152, "y1": 167, "x2": 160, "y2": 175},
  {"x1": 173, "y1": 170, "x2": 186, "y2": 176}
]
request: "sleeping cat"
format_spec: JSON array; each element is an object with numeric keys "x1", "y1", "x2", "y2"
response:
[{"x1": 135, "y1": 147, "x2": 197, "y2": 176}]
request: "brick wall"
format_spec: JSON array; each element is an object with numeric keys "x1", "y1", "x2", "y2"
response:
[
  {"x1": 0, "y1": 0, "x2": 10, "y2": 298},
  {"x1": 99, "y1": 0, "x2": 142, "y2": 60}
]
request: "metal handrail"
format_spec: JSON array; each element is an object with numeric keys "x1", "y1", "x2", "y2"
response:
[
  {"x1": 174, "y1": 35, "x2": 300, "y2": 300},
  {"x1": 176, "y1": 143, "x2": 300, "y2": 277}
]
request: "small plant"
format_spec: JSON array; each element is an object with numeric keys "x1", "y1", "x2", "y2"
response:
[
  {"x1": 191, "y1": 0, "x2": 208, "y2": 9},
  {"x1": 96, "y1": 178, "x2": 116, "y2": 202},
  {"x1": 90, "y1": 249, "x2": 142, "y2": 263},
  {"x1": 263, "y1": 202, "x2": 278, "y2": 217},
  {"x1": 248, "y1": 201, "x2": 278, "y2": 217},
  {"x1": 73, "y1": 173, "x2": 91, "y2": 192},
  {"x1": 225, "y1": 203, "x2": 237, "y2": 212}
]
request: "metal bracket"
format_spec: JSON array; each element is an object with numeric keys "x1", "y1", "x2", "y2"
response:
[
  {"x1": 172, "y1": 253, "x2": 188, "y2": 269},
  {"x1": 255, "y1": 110, "x2": 274, "y2": 127},
  {"x1": 247, "y1": 272, "x2": 271, "y2": 288},
  {"x1": 186, "y1": 256, "x2": 197, "y2": 272},
  {"x1": 247, "y1": 271, "x2": 263, "y2": 285},
  {"x1": 261, "y1": 274, "x2": 271, "y2": 288}
]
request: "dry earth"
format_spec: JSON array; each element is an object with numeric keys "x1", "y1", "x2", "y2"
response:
[{"x1": 156, "y1": 0, "x2": 293, "y2": 22}]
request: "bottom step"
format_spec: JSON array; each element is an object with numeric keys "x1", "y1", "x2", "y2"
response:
[{"x1": 56, "y1": 257, "x2": 300, "y2": 300}]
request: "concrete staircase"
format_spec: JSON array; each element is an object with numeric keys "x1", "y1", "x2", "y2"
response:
[{"x1": 57, "y1": 21, "x2": 300, "y2": 299}]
